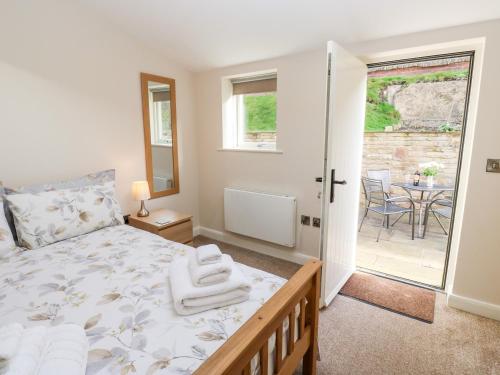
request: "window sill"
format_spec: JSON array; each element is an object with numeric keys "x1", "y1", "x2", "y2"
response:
[
  {"x1": 217, "y1": 148, "x2": 283, "y2": 154},
  {"x1": 152, "y1": 143, "x2": 173, "y2": 148}
]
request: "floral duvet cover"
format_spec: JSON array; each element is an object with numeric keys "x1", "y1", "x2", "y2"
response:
[{"x1": 0, "y1": 225, "x2": 286, "y2": 374}]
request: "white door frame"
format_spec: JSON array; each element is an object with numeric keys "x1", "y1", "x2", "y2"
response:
[{"x1": 357, "y1": 38, "x2": 485, "y2": 293}]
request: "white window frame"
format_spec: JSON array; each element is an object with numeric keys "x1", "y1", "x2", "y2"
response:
[
  {"x1": 221, "y1": 69, "x2": 279, "y2": 152},
  {"x1": 235, "y1": 93, "x2": 277, "y2": 150}
]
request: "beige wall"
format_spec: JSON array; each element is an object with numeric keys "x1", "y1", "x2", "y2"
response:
[
  {"x1": 350, "y1": 20, "x2": 500, "y2": 314},
  {"x1": 194, "y1": 47, "x2": 328, "y2": 261},
  {"x1": 0, "y1": 0, "x2": 199, "y2": 225}
]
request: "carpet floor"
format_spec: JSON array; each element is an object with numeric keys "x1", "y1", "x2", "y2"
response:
[
  {"x1": 194, "y1": 236, "x2": 500, "y2": 374},
  {"x1": 340, "y1": 272, "x2": 436, "y2": 323}
]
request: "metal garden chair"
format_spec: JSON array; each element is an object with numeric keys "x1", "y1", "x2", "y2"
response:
[
  {"x1": 422, "y1": 198, "x2": 453, "y2": 238},
  {"x1": 359, "y1": 177, "x2": 416, "y2": 242},
  {"x1": 367, "y1": 169, "x2": 392, "y2": 196}
]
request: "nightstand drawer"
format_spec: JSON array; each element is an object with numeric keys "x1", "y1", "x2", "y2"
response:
[{"x1": 158, "y1": 219, "x2": 193, "y2": 244}]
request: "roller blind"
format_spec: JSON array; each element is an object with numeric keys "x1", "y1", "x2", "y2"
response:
[
  {"x1": 232, "y1": 74, "x2": 277, "y2": 95},
  {"x1": 152, "y1": 90, "x2": 170, "y2": 102}
]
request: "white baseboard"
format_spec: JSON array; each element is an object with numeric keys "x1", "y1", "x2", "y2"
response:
[
  {"x1": 447, "y1": 293, "x2": 500, "y2": 321},
  {"x1": 196, "y1": 226, "x2": 314, "y2": 265}
]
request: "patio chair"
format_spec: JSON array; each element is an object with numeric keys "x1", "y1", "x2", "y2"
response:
[
  {"x1": 367, "y1": 169, "x2": 413, "y2": 225},
  {"x1": 422, "y1": 198, "x2": 453, "y2": 238},
  {"x1": 359, "y1": 177, "x2": 416, "y2": 242},
  {"x1": 367, "y1": 169, "x2": 391, "y2": 196}
]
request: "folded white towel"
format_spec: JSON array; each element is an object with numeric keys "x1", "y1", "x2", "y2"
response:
[
  {"x1": 169, "y1": 257, "x2": 251, "y2": 315},
  {"x1": 188, "y1": 253, "x2": 233, "y2": 286},
  {"x1": 0, "y1": 323, "x2": 23, "y2": 360},
  {"x1": 5, "y1": 326, "x2": 46, "y2": 375},
  {"x1": 2, "y1": 324, "x2": 88, "y2": 375},
  {"x1": 196, "y1": 244, "x2": 222, "y2": 265}
]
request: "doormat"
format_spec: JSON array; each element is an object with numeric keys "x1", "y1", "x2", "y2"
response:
[{"x1": 340, "y1": 272, "x2": 436, "y2": 323}]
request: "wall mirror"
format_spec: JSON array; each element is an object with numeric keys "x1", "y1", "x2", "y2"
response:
[{"x1": 140, "y1": 73, "x2": 179, "y2": 198}]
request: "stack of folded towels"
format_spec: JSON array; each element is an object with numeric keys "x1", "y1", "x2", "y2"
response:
[
  {"x1": 0, "y1": 323, "x2": 88, "y2": 375},
  {"x1": 169, "y1": 244, "x2": 251, "y2": 315}
]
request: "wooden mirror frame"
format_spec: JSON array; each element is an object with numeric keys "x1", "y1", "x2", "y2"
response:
[{"x1": 140, "y1": 72, "x2": 180, "y2": 198}]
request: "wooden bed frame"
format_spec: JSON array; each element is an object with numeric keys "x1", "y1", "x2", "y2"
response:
[{"x1": 195, "y1": 259, "x2": 322, "y2": 375}]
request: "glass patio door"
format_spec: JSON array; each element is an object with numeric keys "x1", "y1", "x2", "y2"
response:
[{"x1": 356, "y1": 52, "x2": 475, "y2": 289}]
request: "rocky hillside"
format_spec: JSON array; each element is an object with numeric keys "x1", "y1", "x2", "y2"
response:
[{"x1": 365, "y1": 58, "x2": 470, "y2": 132}]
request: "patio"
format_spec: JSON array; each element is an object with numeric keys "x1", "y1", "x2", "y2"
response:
[{"x1": 356, "y1": 207, "x2": 448, "y2": 287}]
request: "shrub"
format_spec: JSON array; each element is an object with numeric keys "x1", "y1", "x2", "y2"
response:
[
  {"x1": 439, "y1": 123, "x2": 456, "y2": 132},
  {"x1": 244, "y1": 94, "x2": 277, "y2": 132}
]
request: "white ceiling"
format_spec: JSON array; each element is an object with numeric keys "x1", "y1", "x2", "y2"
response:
[{"x1": 79, "y1": 0, "x2": 500, "y2": 71}]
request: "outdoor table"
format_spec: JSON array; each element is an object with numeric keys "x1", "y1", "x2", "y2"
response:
[{"x1": 391, "y1": 182, "x2": 454, "y2": 237}]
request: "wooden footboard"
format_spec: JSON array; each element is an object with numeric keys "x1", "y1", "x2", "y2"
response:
[{"x1": 194, "y1": 259, "x2": 322, "y2": 375}]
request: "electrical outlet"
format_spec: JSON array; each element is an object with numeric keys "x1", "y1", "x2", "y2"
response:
[
  {"x1": 486, "y1": 159, "x2": 500, "y2": 173},
  {"x1": 301, "y1": 215, "x2": 310, "y2": 225},
  {"x1": 312, "y1": 217, "x2": 321, "y2": 228}
]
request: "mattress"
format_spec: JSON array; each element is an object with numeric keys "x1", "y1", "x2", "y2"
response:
[{"x1": 0, "y1": 225, "x2": 288, "y2": 374}]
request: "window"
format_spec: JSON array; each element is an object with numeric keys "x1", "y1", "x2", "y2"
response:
[
  {"x1": 149, "y1": 86, "x2": 172, "y2": 146},
  {"x1": 222, "y1": 72, "x2": 278, "y2": 151}
]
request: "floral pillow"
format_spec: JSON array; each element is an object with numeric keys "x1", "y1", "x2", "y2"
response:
[
  {"x1": 5, "y1": 181, "x2": 124, "y2": 250},
  {"x1": 0, "y1": 195, "x2": 16, "y2": 256},
  {"x1": 4, "y1": 169, "x2": 115, "y2": 243}
]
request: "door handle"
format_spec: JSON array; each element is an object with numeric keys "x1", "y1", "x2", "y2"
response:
[
  {"x1": 333, "y1": 179, "x2": 347, "y2": 185},
  {"x1": 330, "y1": 169, "x2": 347, "y2": 203}
]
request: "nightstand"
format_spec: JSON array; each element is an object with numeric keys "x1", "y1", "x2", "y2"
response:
[{"x1": 128, "y1": 209, "x2": 193, "y2": 245}]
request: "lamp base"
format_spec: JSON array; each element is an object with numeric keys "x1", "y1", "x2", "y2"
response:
[{"x1": 137, "y1": 200, "x2": 149, "y2": 217}]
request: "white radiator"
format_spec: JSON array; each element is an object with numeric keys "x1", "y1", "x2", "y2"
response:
[{"x1": 224, "y1": 188, "x2": 296, "y2": 247}]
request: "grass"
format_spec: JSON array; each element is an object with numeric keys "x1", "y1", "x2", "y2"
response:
[
  {"x1": 365, "y1": 69, "x2": 469, "y2": 132},
  {"x1": 365, "y1": 102, "x2": 400, "y2": 132}
]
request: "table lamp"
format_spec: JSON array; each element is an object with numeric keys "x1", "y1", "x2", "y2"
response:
[{"x1": 132, "y1": 180, "x2": 151, "y2": 217}]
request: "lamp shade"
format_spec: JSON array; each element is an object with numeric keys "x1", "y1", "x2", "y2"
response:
[{"x1": 132, "y1": 181, "x2": 151, "y2": 201}]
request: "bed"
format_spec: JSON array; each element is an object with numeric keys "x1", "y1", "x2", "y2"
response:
[{"x1": 0, "y1": 224, "x2": 321, "y2": 375}]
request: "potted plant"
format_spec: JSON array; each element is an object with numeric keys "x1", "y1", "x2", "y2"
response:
[{"x1": 419, "y1": 162, "x2": 444, "y2": 187}]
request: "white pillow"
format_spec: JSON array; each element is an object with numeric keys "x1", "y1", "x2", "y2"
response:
[
  {"x1": 6, "y1": 181, "x2": 124, "y2": 250},
  {"x1": 0, "y1": 197, "x2": 16, "y2": 256}
]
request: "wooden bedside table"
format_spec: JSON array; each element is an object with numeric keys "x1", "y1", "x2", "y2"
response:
[{"x1": 128, "y1": 209, "x2": 193, "y2": 245}]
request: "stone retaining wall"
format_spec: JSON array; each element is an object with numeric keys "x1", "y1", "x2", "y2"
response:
[
  {"x1": 245, "y1": 131, "x2": 277, "y2": 143},
  {"x1": 389, "y1": 80, "x2": 467, "y2": 130},
  {"x1": 362, "y1": 132, "x2": 461, "y2": 186}
]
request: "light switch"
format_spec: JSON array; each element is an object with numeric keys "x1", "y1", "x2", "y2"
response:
[
  {"x1": 486, "y1": 159, "x2": 500, "y2": 173},
  {"x1": 301, "y1": 215, "x2": 311, "y2": 225}
]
